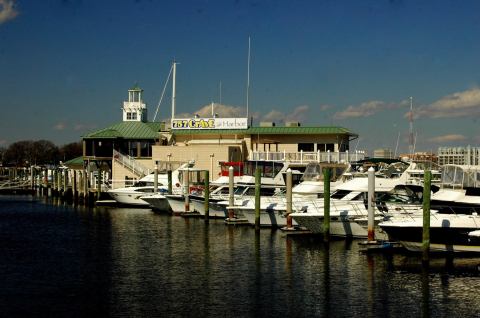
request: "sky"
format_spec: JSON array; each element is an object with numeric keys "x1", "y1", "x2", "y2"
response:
[{"x1": 1, "y1": 0, "x2": 480, "y2": 155}]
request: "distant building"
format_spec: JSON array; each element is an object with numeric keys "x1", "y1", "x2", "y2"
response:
[
  {"x1": 438, "y1": 146, "x2": 480, "y2": 165},
  {"x1": 400, "y1": 152, "x2": 437, "y2": 163},
  {"x1": 373, "y1": 148, "x2": 393, "y2": 159}
]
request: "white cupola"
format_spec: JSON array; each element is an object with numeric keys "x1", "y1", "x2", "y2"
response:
[{"x1": 122, "y1": 84, "x2": 147, "y2": 122}]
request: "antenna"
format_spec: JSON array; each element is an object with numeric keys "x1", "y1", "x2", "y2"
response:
[
  {"x1": 171, "y1": 61, "x2": 177, "y2": 124},
  {"x1": 153, "y1": 63, "x2": 174, "y2": 121},
  {"x1": 408, "y1": 96, "x2": 414, "y2": 156},
  {"x1": 394, "y1": 132, "x2": 400, "y2": 158},
  {"x1": 219, "y1": 81, "x2": 222, "y2": 105},
  {"x1": 246, "y1": 36, "x2": 251, "y2": 119}
]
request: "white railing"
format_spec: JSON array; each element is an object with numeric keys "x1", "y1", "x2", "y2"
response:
[
  {"x1": 113, "y1": 149, "x2": 152, "y2": 177},
  {"x1": 250, "y1": 150, "x2": 366, "y2": 163}
]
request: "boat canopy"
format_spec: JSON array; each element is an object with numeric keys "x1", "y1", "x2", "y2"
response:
[{"x1": 441, "y1": 164, "x2": 480, "y2": 189}]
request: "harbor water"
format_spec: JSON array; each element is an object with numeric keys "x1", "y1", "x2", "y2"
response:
[{"x1": 1, "y1": 195, "x2": 479, "y2": 317}]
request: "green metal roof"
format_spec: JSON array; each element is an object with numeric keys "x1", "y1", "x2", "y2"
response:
[
  {"x1": 83, "y1": 121, "x2": 162, "y2": 139},
  {"x1": 172, "y1": 126, "x2": 357, "y2": 136},
  {"x1": 63, "y1": 156, "x2": 84, "y2": 168}
]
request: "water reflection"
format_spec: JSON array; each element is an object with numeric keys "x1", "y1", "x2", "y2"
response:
[{"x1": 1, "y1": 196, "x2": 479, "y2": 317}]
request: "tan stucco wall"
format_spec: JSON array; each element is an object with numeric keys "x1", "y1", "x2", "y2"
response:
[{"x1": 152, "y1": 144, "x2": 244, "y2": 178}]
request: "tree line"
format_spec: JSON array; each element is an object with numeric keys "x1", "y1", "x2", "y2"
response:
[{"x1": 0, "y1": 140, "x2": 83, "y2": 167}]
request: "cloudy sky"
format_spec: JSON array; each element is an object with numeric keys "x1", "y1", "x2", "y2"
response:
[{"x1": 1, "y1": 0, "x2": 480, "y2": 154}]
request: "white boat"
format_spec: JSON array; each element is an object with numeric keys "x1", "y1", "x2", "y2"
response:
[
  {"x1": 430, "y1": 164, "x2": 480, "y2": 214},
  {"x1": 288, "y1": 161, "x2": 433, "y2": 236},
  {"x1": 379, "y1": 212, "x2": 480, "y2": 253},
  {"x1": 184, "y1": 160, "x2": 305, "y2": 217},
  {"x1": 108, "y1": 162, "x2": 188, "y2": 206}
]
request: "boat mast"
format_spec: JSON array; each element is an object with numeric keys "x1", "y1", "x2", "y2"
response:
[
  {"x1": 246, "y1": 36, "x2": 251, "y2": 121},
  {"x1": 171, "y1": 61, "x2": 177, "y2": 124}
]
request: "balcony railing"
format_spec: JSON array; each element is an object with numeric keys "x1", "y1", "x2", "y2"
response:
[{"x1": 249, "y1": 150, "x2": 366, "y2": 163}]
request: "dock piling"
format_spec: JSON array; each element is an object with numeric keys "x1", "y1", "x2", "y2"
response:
[
  {"x1": 154, "y1": 161, "x2": 159, "y2": 193},
  {"x1": 168, "y1": 170, "x2": 172, "y2": 195},
  {"x1": 285, "y1": 168, "x2": 293, "y2": 229},
  {"x1": 422, "y1": 170, "x2": 432, "y2": 264},
  {"x1": 254, "y1": 167, "x2": 261, "y2": 231},
  {"x1": 367, "y1": 167, "x2": 376, "y2": 242},
  {"x1": 184, "y1": 167, "x2": 190, "y2": 212},
  {"x1": 204, "y1": 170, "x2": 210, "y2": 221},
  {"x1": 323, "y1": 167, "x2": 331, "y2": 242},
  {"x1": 228, "y1": 166, "x2": 235, "y2": 220}
]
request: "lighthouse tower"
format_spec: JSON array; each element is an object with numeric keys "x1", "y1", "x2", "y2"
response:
[{"x1": 122, "y1": 84, "x2": 147, "y2": 122}]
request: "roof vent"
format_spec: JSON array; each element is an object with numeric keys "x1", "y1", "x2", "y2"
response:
[
  {"x1": 260, "y1": 122, "x2": 275, "y2": 127},
  {"x1": 285, "y1": 122, "x2": 301, "y2": 127}
]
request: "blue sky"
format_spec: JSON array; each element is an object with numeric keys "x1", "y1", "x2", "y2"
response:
[{"x1": 1, "y1": 0, "x2": 480, "y2": 154}]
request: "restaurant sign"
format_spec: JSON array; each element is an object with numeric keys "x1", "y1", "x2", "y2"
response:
[{"x1": 171, "y1": 118, "x2": 248, "y2": 130}]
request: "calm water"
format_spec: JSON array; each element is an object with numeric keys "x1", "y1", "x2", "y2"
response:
[{"x1": 0, "y1": 195, "x2": 479, "y2": 317}]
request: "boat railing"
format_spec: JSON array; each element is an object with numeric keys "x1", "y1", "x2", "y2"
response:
[{"x1": 250, "y1": 150, "x2": 366, "y2": 164}]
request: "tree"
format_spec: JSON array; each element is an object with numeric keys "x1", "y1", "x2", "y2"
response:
[
  {"x1": 3, "y1": 140, "x2": 60, "y2": 166},
  {"x1": 59, "y1": 141, "x2": 83, "y2": 162}
]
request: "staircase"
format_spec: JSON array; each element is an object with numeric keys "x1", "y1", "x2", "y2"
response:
[{"x1": 113, "y1": 149, "x2": 152, "y2": 178}]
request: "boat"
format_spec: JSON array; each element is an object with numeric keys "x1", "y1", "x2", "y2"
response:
[
  {"x1": 187, "y1": 160, "x2": 306, "y2": 217},
  {"x1": 287, "y1": 160, "x2": 434, "y2": 236},
  {"x1": 107, "y1": 162, "x2": 188, "y2": 206},
  {"x1": 430, "y1": 164, "x2": 480, "y2": 214},
  {"x1": 237, "y1": 160, "x2": 432, "y2": 228},
  {"x1": 379, "y1": 212, "x2": 480, "y2": 253}
]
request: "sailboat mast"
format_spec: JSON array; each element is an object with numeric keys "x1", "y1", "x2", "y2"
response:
[
  {"x1": 171, "y1": 61, "x2": 177, "y2": 124},
  {"x1": 246, "y1": 36, "x2": 251, "y2": 120}
]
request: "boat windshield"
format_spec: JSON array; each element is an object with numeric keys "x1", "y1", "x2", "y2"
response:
[{"x1": 301, "y1": 162, "x2": 349, "y2": 182}]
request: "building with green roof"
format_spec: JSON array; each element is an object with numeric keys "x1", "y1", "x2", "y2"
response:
[{"x1": 81, "y1": 86, "x2": 363, "y2": 187}]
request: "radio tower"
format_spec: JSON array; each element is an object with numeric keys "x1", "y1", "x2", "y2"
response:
[{"x1": 408, "y1": 96, "x2": 414, "y2": 156}]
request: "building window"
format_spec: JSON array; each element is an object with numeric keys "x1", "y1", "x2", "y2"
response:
[
  {"x1": 298, "y1": 143, "x2": 314, "y2": 152},
  {"x1": 127, "y1": 112, "x2": 137, "y2": 120},
  {"x1": 317, "y1": 143, "x2": 335, "y2": 152}
]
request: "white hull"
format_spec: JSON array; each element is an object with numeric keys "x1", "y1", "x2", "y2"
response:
[
  {"x1": 190, "y1": 198, "x2": 228, "y2": 218},
  {"x1": 108, "y1": 189, "x2": 152, "y2": 206},
  {"x1": 166, "y1": 195, "x2": 193, "y2": 213},
  {"x1": 140, "y1": 194, "x2": 171, "y2": 211},
  {"x1": 240, "y1": 208, "x2": 297, "y2": 227}
]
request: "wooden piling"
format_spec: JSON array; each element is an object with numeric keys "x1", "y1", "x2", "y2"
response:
[
  {"x1": 168, "y1": 170, "x2": 172, "y2": 195},
  {"x1": 367, "y1": 167, "x2": 376, "y2": 242},
  {"x1": 154, "y1": 161, "x2": 159, "y2": 193},
  {"x1": 422, "y1": 170, "x2": 432, "y2": 263},
  {"x1": 73, "y1": 170, "x2": 78, "y2": 204},
  {"x1": 285, "y1": 168, "x2": 293, "y2": 229},
  {"x1": 30, "y1": 166, "x2": 34, "y2": 191},
  {"x1": 254, "y1": 167, "x2": 261, "y2": 231},
  {"x1": 323, "y1": 167, "x2": 331, "y2": 242},
  {"x1": 228, "y1": 166, "x2": 235, "y2": 219},
  {"x1": 184, "y1": 167, "x2": 190, "y2": 212},
  {"x1": 97, "y1": 169, "x2": 102, "y2": 201},
  {"x1": 204, "y1": 170, "x2": 210, "y2": 221}
]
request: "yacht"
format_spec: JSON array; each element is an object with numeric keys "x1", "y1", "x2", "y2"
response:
[
  {"x1": 179, "y1": 160, "x2": 306, "y2": 217},
  {"x1": 379, "y1": 212, "x2": 480, "y2": 253},
  {"x1": 430, "y1": 164, "x2": 480, "y2": 214},
  {"x1": 107, "y1": 162, "x2": 188, "y2": 206}
]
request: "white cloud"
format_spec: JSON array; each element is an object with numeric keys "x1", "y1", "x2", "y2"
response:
[
  {"x1": 174, "y1": 103, "x2": 246, "y2": 119},
  {"x1": 319, "y1": 104, "x2": 332, "y2": 111},
  {"x1": 414, "y1": 88, "x2": 480, "y2": 119},
  {"x1": 261, "y1": 105, "x2": 309, "y2": 123},
  {"x1": 333, "y1": 101, "x2": 388, "y2": 120},
  {"x1": 0, "y1": 0, "x2": 18, "y2": 25},
  {"x1": 53, "y1": 122, "x2": 66, "y2": 131},
  {"x1": 427, "y1": 134, "x2": 467, "y2": 143}
]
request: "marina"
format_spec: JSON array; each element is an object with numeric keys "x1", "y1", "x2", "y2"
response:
[{"x1": 1, "y1": 194, "x2": 479, "y2": 317}]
